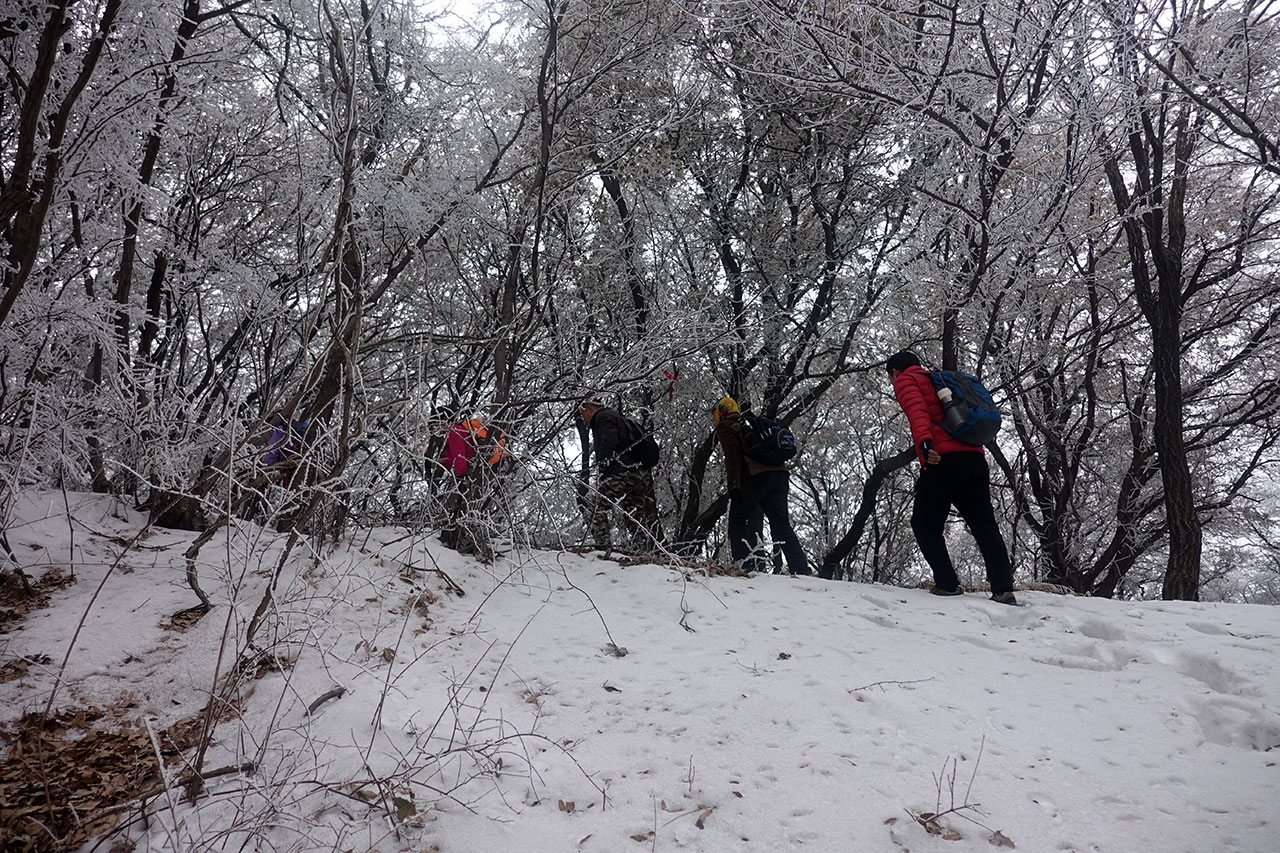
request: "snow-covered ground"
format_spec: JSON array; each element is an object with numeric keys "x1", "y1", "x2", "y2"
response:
[{"x1": 2, "y1": 492, "x2": 1277, "y2": 852}]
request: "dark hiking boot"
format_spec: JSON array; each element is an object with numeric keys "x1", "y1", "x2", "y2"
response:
[
  {"x1": 930, "y1": 585, "x2": 963, "y2": 596},
  {"x1": 990, "y1": 591, "x2": 1020, "y2": 606}
]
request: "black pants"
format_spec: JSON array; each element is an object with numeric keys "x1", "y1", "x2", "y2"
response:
[
  {"x1": 728, "y1": 469, "x2": 808, "y2": 574},
  {"x1": 911, "y1": 452, "x2": 1013, "y2": 594}
]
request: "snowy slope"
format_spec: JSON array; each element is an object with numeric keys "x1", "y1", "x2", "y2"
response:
[{"x1": 1, "y1": 492, "x2": 1277, "y2": 852}]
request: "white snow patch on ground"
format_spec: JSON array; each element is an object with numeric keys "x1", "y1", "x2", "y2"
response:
[{"x1": 1, "y1": 492, "x2": 1277, "y2": 852}]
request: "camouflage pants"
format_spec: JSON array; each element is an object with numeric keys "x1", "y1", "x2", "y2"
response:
[
  {"x1": 587, "y1": 469, "x2": 659, "y2": 551},
  {"x1": 441, "y1": 468, "x2": 497, "y2": 557}
]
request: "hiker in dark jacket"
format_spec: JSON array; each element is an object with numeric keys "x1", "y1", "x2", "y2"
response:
[
  {"x1": 712, "y1": 397, "x2": 809, "y2": 575},
  {"x1": 887, "y1": 350, "x2": 1017, "y2": 604},
  {"x1": 580, "y1": 400, "x2": 659, "y2": 552}
]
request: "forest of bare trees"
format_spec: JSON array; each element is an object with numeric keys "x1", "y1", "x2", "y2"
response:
[{"x1": 2, "y1": 0, "x2": 1278, "y2": 602}]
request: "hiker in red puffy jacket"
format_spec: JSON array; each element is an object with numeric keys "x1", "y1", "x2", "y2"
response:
[{"x1": 887, "y1": 350, "x2": 1017, "y2": 605}]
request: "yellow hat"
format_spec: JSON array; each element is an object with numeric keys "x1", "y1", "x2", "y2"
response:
[{"x1": 712, "y1": 396, "x2": 739, "y2": 426}]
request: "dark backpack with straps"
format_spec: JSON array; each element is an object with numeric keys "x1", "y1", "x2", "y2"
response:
[
  {"x1": 740, "y1": 412, "x2": 798, "y2": 465},
  {"x1": 623, "y1": 417, "x2": 660, "y2": 469}
]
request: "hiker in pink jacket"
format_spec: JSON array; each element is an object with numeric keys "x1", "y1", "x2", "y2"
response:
[{"x1": 439, "y1": 419, "x2": 507, "y2": 553}]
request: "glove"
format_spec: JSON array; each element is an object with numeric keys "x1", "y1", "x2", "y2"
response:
[{"x1": 918, "y1": 439, "x2": 934, "y2": 465}]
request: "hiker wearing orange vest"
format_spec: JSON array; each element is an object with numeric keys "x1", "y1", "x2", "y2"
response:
[
  {"x1": 440, "y1": 419, "x2": 508, "y2": 554},
  {"x1": 443, "y1": 419, "x2": 507, "y2": 476}
]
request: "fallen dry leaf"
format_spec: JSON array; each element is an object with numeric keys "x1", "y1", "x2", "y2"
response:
[
  {"x1": 393, "y1": 795, "x2": 416, "y2": 821},
  {"x1": 915, "y1": 811, "x2": 944, "y2": 835},
  {"x1": 989, "y1": 829, "x2": 1016, "y2": 848}
]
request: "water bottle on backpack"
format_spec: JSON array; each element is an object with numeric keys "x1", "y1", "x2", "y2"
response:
[
  {"x1": 930, "y1": 371, "x2": 1002, "y2": 445},
  {"x1": 937, "y1": 387, "x2": 971, "y2": 435}
]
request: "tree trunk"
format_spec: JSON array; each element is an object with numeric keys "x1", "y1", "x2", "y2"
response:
[
  {"x1": 1152, "y1": 303, "x2": 1202, "y2": 599},
  {"x1": 819, "y1": 448, "x2": 915, "y2": 579}
]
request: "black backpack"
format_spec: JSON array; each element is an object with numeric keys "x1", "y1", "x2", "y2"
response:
[
  {"x1": 740, "y1": 412, "x2": 798, "y2": 465},
  {"x1": 624, "y1": 417, "x2": 660, "y2": 469}
]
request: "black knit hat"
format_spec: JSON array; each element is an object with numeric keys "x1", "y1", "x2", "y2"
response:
[{"x1": 885, "y1": 350, "x2": 922, "y2": 373}]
